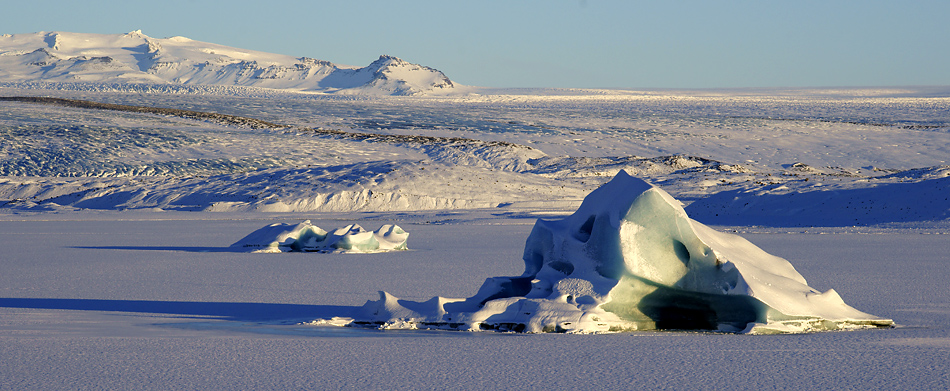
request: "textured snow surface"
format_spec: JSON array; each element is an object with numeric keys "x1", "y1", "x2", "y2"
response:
[
  {"x1": 348, "y1": 172, "x2": 892, "y2": 333},
  {"x1": 1, "y1": 86, "x2": 948, "y2": 225}
]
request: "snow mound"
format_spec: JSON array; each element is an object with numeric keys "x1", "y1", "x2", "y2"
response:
[
  {"x1": 347, "y1": 171, "x2": 892, "y2": 333},
  {"x1": 232, "y1": 220, "x2": 408, "y2": 253}
]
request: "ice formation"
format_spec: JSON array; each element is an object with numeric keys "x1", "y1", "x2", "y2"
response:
[
  {"x1": 232, "y1": 220, "x2": 408, "y2": 253},
  {"x1": 351, "y1": 171, "x2": 893, "y2": 333}
]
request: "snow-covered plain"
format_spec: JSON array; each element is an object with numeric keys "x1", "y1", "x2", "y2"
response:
[{"x1": 1, "y1": 84, "x2": 949, "y2": 389}]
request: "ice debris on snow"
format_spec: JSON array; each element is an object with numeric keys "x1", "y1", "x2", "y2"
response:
[
  {"x1": 344, "y1": 171, "x2": 893, "y2": 333},
  {"x1": 232, "y1": 220, "x2": 408, "y2": 253}
]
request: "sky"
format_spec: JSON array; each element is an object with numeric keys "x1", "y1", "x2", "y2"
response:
[{"x1": 5, "y1": 0, "x2": 949, "y2": 89}]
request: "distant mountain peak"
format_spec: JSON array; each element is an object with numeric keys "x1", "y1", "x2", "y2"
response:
[
  {"x1": 372, "y1": 54, "x2": 407, "y2": 65},
  {"x1": 0, "y1": 31, "x2": 460, "y2": 95},
  {"x1": 124, "y1": 30, "x2": 147, "y2": 38}
]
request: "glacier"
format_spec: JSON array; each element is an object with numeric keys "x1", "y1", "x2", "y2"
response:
[
  {"x1": 232, "y1": 220, "x2": 409, "y2": 253},
  {"x1": 349, "y1": 171, "x2": 893, "y2": 333}
]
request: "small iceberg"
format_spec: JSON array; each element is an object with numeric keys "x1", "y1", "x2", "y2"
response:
[
  {"x1": 348, "y1": 171, "x2": 893, "y2": 333},
  {"x1": 232, "y1": 220, "x2": 408, "y2": 253}
]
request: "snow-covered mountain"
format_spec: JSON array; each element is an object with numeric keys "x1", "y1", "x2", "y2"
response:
[{"x1": 0, "y1": 30, "x2": 457, "y2": 95}]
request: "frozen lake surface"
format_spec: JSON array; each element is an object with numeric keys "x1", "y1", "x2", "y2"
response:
[{"x1": 1, "y1": 213, "x2": 948, "y2": 389}]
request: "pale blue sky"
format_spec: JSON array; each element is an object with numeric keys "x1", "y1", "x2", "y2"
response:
[{"x1": 7, "y1": 0, "x2": 949, "y2": 88}]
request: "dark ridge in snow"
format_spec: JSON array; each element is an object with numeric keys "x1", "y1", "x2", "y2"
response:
[
  {"x1": 5, "y1": 95, "x2": 538, "y2": 149},
  {"x1": 727, "y1": 115, "x2": 950, "y2": 132},
  {"x1": 312, "y1": 131, "x2": 540, "y2": 172},
  {"x1": 3, "y1": 96, "x2": 533, "y2": 149},
  {"x1": 0, "y1": 81, "x2": 317, "y2": 98},
  {"x1": 2, "y1": 96, "x2": 545, "y2": 176},
  {"x1": 779, "y1": 162, "x2": 864, "y2": 178},
  {"x1": 301, "y1": 127, "x2": 544, "y2": 171},
  {"x1": 0, "y1": 96, "x2": 282, "y2": 129},
  {"x1": 526, "y1": 155, "x2": 752, "y2": 179},
  {"x1": 877, "y1": 165, "x2": 950, "y2": 181},
  {"x1": 303, "y1": 126, "x2": 528, "y2": 149},
  {"x1": 0, "y1": 152, "x2": 286, "y2": 178}
]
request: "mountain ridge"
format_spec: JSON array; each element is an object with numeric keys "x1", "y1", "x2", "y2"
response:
[{"x1": 0, "y1": 30, "x2": 458, "y2": 95}]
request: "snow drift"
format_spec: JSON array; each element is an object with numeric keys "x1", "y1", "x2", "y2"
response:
[
  {"x1": 232, "y1": 220, "x2": 408, "y2": 253},
  {"x1": 345, "y1": 171, "x2": 893, "y2": 333}
]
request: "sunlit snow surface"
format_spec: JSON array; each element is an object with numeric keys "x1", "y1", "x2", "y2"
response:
[{"x1": 1, "y1": 85, "x2": 949, "y2": 388}]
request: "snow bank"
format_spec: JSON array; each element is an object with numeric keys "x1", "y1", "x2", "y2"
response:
[
  {"x1": 232, "y1": 220, "x2": 408, "y2": 253},
  {"x1": 347, "y1": 171, "x2": 892, "y2": 333}
]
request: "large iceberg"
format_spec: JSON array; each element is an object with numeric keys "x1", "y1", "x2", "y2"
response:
[
  {"x1": 233, "y1": 220, "x2": 408, "y2": 253},
  {"x1": 348, "y1": 171, "x2": 892, "y2": 333}
]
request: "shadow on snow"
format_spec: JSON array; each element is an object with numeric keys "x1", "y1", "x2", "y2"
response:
[{"x1": 0, "y1": 297, "x2": 356, "y2": 322}]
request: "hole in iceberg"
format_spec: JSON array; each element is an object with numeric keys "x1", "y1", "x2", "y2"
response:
[
  {"x1": 636, "y1": 283, "x2": 765, "y2": 331},
  {"x1": 548, "y1": 261, "x2": 575, "y2": 275},
  {"x1": 672, "y1": 239, "x2": 691, "y2": 265},
  {"x1": 573, "y1": 215, "x2": 595, "y2": 243}
]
